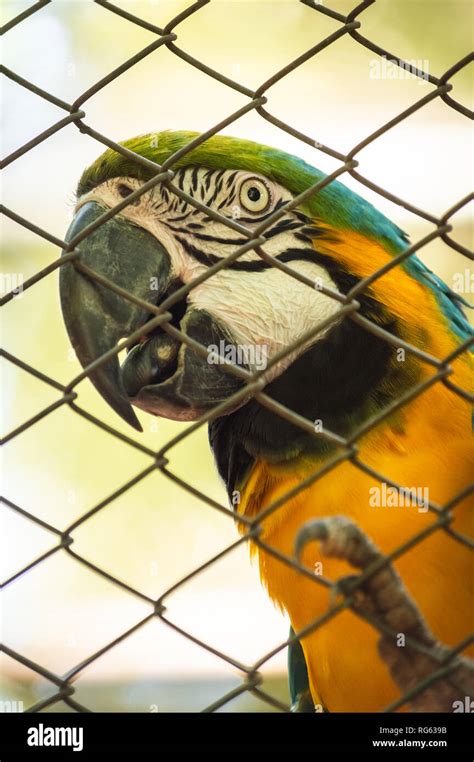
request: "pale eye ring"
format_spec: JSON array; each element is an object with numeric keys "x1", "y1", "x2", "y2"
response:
[{"x1": 239, "y1": 177, "x2": 271, "y2": 213}]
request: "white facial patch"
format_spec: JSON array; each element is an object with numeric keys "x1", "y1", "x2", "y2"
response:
[
  {"x1": 75, "y1": 169, "x2": 343, "y2": 380},
  {"x1": 187, "y1": 257, "x2": 341, "y2": 382}
]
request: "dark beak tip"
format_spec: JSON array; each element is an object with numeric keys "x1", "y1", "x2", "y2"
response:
[
  {"x1": 98, "y1": 381, "x2": 143, "y2": 432},
  {"x1": 129, "y1": 413, "x2": 143, "y2": 432}
]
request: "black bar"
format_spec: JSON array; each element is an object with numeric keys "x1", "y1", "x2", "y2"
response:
[{"x1": 0, "y1": 712, "x2": 472, "y2": 756}]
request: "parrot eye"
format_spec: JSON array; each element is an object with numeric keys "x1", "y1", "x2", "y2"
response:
[{"x1": 239, "y1": 177, "x2": 271, "y2": 213}]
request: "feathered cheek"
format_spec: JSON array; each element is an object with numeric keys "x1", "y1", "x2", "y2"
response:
[{"x1": 186, "y1": 263, "x2": 342, "y2": 381}]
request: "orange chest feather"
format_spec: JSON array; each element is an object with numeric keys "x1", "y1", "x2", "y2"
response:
[
  {"x1": 236, "y1": 224, "x2": 472, "y2": 709},
  {"x1": 237, "y1": 374, "x2": 473, "y2": 710}
]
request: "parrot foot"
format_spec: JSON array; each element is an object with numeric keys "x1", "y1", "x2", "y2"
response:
[
  {"x1": 330, "y1": 573, "x2": 363, "y2": 609},
  {"x1": 295, "y1": 515, "x2": 474, "y2": 712}
]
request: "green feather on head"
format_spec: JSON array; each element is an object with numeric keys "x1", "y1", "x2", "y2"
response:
[
  {"x1": 77, "y1": 130, "x2": 409, "y2": 252},
  {"x1": 77, "y1": 130, "x2": 471, "y2": 341}
]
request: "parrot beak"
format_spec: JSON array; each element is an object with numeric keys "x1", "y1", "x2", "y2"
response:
[
  {"x1": 60, "y1": 201, "x2": 173, "y2": 432},
  {"x1": 60, "y1": 201, "x2": 247, "y2": 430}
]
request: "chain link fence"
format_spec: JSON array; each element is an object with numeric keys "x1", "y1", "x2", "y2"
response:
[{"x1": 1, "y1": 0, "x2": 473, "y2": 714}]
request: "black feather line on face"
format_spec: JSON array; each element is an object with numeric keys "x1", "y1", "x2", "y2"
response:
[
  {"x1": 184, "y1": 232, "x2": 249, "y2": 245},
  {"x1": 171, "y1": 234, "x2": 374, "y2": 311},
  {"x1": 226, "y1": 171, "x2": 238, "y2": 187}
]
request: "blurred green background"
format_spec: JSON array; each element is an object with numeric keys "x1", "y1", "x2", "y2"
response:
[{"x1": 1, "y1": 0, "x2": 472, "y2": 712}]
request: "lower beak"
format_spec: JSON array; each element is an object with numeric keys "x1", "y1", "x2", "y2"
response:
[{"x1": 60, "y1": 201, "x2": 173, "y2": 431}]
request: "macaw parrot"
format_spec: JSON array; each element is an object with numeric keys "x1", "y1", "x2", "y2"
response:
[{"x1": 60, "y1": 131, "x2": 473, "y2": 712}]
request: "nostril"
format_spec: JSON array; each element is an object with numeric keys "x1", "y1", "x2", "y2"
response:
[
  {"x1": 118, "y1": 183, "x2": 133, "y2": 198},
  {"x1": 117, "y1": 183, "x2": 140, "y2": 205}
]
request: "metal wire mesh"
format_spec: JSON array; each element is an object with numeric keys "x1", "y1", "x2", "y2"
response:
[{"x1": 1, "y1": 0, "x2": 473, "y2": 714}]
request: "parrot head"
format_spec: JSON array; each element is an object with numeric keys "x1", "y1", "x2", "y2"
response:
[{"x1": 61, "y1": 130, "x2": 447, "y2": 448}]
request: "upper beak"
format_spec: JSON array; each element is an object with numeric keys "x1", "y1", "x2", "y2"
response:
[{"x1": 60, "y1": 201, "x2": 173, "y2": 431}]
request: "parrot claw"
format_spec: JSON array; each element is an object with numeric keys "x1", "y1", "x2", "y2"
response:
[
  {"x1": 295, "y1": 515, "x2": 379, "y2": 565},
  {"x1": 294, "y1": 515, "x2": 474, "y2": 711},
  {"x1": 294, "y1": 518, "x2": 329, "y2": 560}
]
